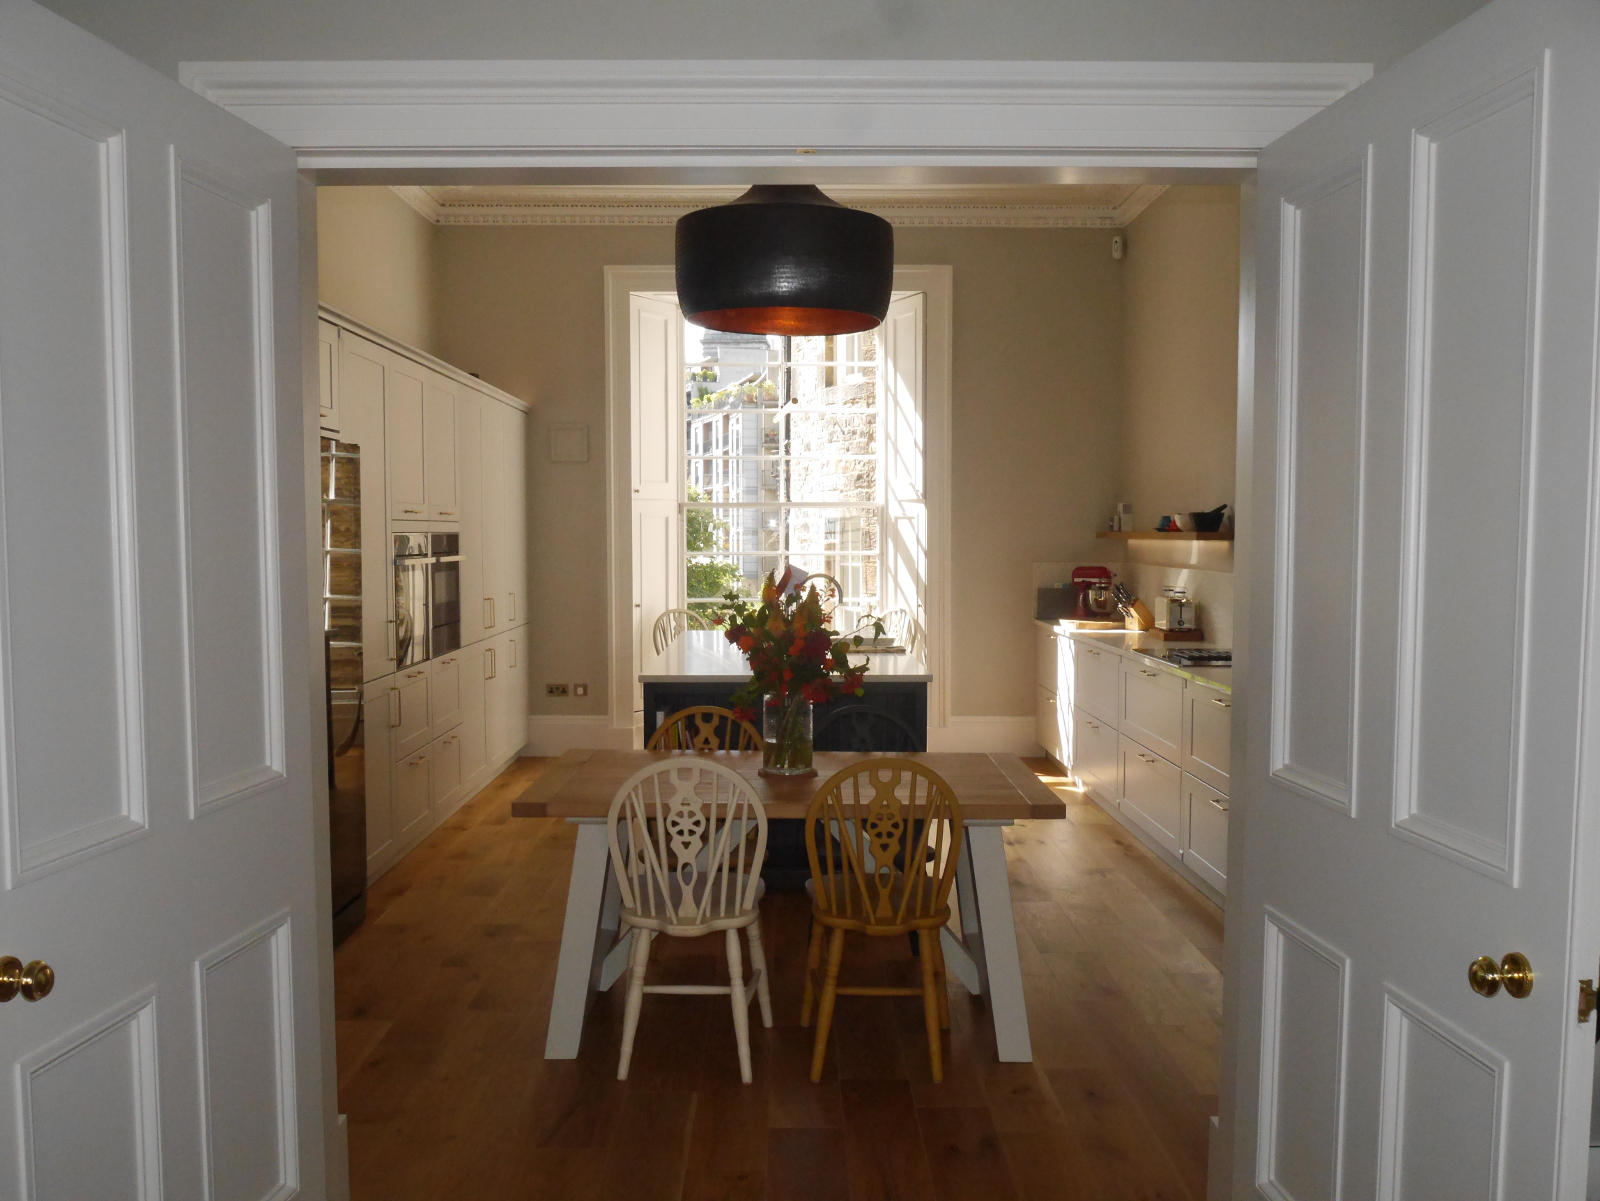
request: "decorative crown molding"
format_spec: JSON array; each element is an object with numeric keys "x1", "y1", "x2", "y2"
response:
[
  {"x1": 178, "y1": 59, "x2": 1371, "y2": 169},
  {"x1": 387, "y1": 183, "x2": 1171, "y2": 228}
]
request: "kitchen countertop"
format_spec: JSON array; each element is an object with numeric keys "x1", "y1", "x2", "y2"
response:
[
  {"x1": 1037, "y1": 620, "x2": 1233, "y2": 693},
  {"x1": 641, "y1": 629, "x2": 932, "y2": 683}
]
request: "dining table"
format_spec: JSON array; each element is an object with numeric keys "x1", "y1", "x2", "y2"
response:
[{"x1": 513, "y1": 748, "x2": 1066, "y2": 1063}]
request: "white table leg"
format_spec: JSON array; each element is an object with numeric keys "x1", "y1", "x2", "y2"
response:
[
  {"x1": 964, "y1": 824, "x2": 1033, "y2": 1063},
  {"x1": 545, "y1": 819, "x2": 612, "y2": 1059}
]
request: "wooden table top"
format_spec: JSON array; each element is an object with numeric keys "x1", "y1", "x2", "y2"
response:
[{"x1": 511, "y1": 749, "x2": 1067, "y2": 821}]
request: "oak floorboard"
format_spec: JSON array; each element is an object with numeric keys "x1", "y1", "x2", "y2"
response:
[{"x1": 337, "y1": 757, "x2": 1224, "y2": 1201}]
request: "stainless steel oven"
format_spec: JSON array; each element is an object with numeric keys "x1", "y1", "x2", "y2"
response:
[
  {"x1": 430, "y1": 530, "x2": 462, "y2": 657},
  {"x1": 393, "y1": 532, "x2": 431, "y2": 669}
]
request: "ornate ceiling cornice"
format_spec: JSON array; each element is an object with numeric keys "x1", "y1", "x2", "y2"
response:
[{"x1": 389, "y1": 184, "x2": 1170, "y2": 229}]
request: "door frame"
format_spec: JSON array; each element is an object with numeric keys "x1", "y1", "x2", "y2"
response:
[{"x1": 197, "y1": 56, "x2": 1365, "y2": 1200}]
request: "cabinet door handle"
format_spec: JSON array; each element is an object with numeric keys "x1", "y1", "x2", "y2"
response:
[
  {"x1": 1137, "y1": 752, "x2": 1157, "y2": 763},
  {"x1": 1209, "y1": 697, "x2": 1232, "y2": 708},
  {"x1": 389, "y1": 688, "x2": 401, "y2": 728},
  {"x1": 509, "y1": 638, "x2": 518, "y2": 669},
  {"x1": 487, "y1": 649, "x2": 497, "y2": 680},
  {"x1": 405, "y1": 669, "x2": 425, "y2": 680},
  {"x1": 485, "y1": 597, "x2": 496, "y2": 629},
  {"x1": 1139, "y1": 668, "x2": 1158, "y2": 677},
  {"x1": 1209, "y1": 797, "x2": 1229, "y2": 811},
  {"x1": 438, "y1": 509, "x2": 456, "y2": 517},
  {"x1": 402, "y1": 507, "x2": 423, "y2": 515},
  {"x1": 509, "y1": 592, "x2": 517, "y2": 622},
  {"x1": 412, "y1": 753, "x2": 429, "y2": 767},
  {"x1": 1086, "y1": 720, "x2": 1099, "y2": 730}
]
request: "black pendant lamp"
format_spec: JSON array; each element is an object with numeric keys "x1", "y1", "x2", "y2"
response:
[{"x1": 675, "y1": 185, "x2": 893, "y2": 336}]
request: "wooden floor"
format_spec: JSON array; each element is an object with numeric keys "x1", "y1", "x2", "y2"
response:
[{"x1": 335, "y1": 758, "x2": 1224, "y2": 1201}]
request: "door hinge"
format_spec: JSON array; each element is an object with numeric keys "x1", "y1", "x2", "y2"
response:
[{"x1": 1578, "y1": 978, "x2": 1597, "y2": 1023}]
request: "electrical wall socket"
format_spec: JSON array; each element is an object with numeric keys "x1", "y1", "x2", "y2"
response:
[
  {"x1": 545, "y1": 683, "x2": 569, "y2": 697},
  {"x1": 573, "y1": 683, "x2": 589, "y2": 697}
]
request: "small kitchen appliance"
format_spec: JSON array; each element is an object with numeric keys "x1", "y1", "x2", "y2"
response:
[
  {"x1": 1070, "y1": 566, "x2": 1118, "y2": 620},
  {"x1": 1156, "y1": 586, "x2": 1194, "y2": 631}
]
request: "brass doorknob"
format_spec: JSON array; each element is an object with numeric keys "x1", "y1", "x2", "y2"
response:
[
  {"x1": 1468, "y1": 952, "x2": 1533, "y2": 999},
  {"x1": 0, "y1": 956, "x2": 55, "y2": 1003}
]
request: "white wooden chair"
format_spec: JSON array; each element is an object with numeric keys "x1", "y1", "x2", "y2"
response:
[
  {"x1": 651, "y1": 607, "x2": 708, "y2": 654},
  {"x1": 606, "y1": 758, "x2": 773, "y2": 1082},
  {"x1": 876, "y1": 608, "x2": 926, "y2": 657}
]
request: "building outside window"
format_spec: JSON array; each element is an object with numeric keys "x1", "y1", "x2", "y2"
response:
[{"x1": 683, "y1": 324, "x2": 880, "y2": 630}]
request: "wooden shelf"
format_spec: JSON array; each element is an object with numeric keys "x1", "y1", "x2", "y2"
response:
[{"x1": 1096, "y1": 530, "x2": 1233, "y2": 541}]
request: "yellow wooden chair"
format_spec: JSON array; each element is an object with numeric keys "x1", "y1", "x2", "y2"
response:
[
  {"x1": 800, "y1": 758, "x2": 962, "y2": 1082},
  {"x1": 647, "y1": 705, "x2": 762, "y2": 752}
]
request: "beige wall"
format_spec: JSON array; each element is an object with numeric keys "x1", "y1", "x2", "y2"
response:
[
  {"x1": 1120, "y1": 186, "x2": 1241, "y2": 528},
  {"x1": 425, "y1": 223, "x2": 1126, "y2": 719},
  {"x1": 317, "y1": 187, "x2": 441, "y2": 356}
]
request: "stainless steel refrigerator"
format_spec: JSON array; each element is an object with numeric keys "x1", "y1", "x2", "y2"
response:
[{"x1": 322, "y1": 436, "x2": 367, "y2": 943}]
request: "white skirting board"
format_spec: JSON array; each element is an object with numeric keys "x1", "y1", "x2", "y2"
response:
[
  {"x1": 526, "y1": 714, "x2": 636, "y2": 756},
  {"x1": 927, "y1": 716, "x2": 1036, "y2": 754}
]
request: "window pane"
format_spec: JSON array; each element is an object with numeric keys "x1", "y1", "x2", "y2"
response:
[{"x1": 686, "y1": 553, "x2": 880, "y2": 607}]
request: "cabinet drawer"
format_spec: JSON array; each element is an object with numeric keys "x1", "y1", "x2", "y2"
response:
[
  {"x1": 1184, "y1": 683, "x2": 1232, "y2": 793},
  {"x1": 1120, "y1": 735, "x2": 1181, "y2": 853},
  {"x1": 1120, "y1": 660, "x2": 1183, "y2": 762},
  {"x1": 1183, "y1": 773, "x2": 1228, "y2": 893},
  {"x1": 1072, "y1": 638, "x2": 1121, "y2": 723},
  {"x1": 429, "y1": 729, "x2": 462, "y2": 810},
  {"x1": 393, "y1": 750, "x2": 431, "y2": 842},
  {"x1": 1036, "y1": 685, "x2": 1062, "y2": 764},
  {"x1": 1072, "y1": 706, "x2": 1120, "y2": 801},
  {"x1": 429, "y1": 653, "x2": 463, "y2": 739},
  {"x1": 393, "y1": 666, "x2": 431, "y2": 759}
]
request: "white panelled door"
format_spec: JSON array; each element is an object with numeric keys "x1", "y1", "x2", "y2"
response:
[
  {"x1": 0, "y1": 3, "x2": 324, "y2": 1199},
  {"x1": 1228, "y1": 0, "x2": 1600, "y2": 1196}
]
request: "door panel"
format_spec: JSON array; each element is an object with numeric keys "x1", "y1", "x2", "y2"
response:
[
  {"x1": 0, "y1": 1, "x2": 324, "y2": 1193},
  {"x1": 386, "y1": 354, "x2": 426, "y2": 520},
  {"x1": 1229, "y1": 0, "x2": 1600, "y2": 1193},
  {"x1": 1, "y1": 80, "x2": 144, "y2": 876},
  {"x1": 423, "y1": 371, "x2": 459, "y2": 520},
  {"x1": 1271, "y1": 154, "x2": 1368, "y2": 812},
  {"x1": 175, "y1": 160, "x2": 282, "y2": 814},
  {"x1": 338, "y1": 333, "x2": 395, "y2": 680}
]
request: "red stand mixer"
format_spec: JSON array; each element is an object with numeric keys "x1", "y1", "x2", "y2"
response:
[{"x1": 1069, "y1": 566, "x2": 1119, "y2": 621}]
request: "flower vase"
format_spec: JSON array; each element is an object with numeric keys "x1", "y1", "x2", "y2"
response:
[{"x1": 761, "y1": 692, "x2": 815, "y2": 776}]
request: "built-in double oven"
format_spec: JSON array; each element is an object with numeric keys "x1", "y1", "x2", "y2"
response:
[{"x1": 392, "y1": 531, "x2": 462, "y2": 669}]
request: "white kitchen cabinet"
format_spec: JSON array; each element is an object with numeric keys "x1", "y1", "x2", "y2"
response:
[
  {"x1": 1120, "y1": 658, "x2": 1184, "y2": 763},
  {"x1": 1183, "y1": 772, "x2": 1228, "y2": 893},
  {"x1": 429, "y1": 650, "x2": 463, "y2": 739},
  {"x1": 1072, "y1": 706, "x2": 1121, "y2": 801},
  {"x1": 456, "y1": 641, "x2": 490, "y2": 791},
  {"x1": 393, "y1": 664, "x2": 431, "y2": 759},
  {"x1": 1036, "y1": 684, "x2": 1062, "y2": 764},
  {"x1": 318, "y1": 318, "x2": 340, "y2": 432},
  {"x1": 362, "y1": 677, "x2": 395, "y2": 876},
  {"x1": 481, "y1": 400, "x2": 529, "y2": 631},
  {"x1": 386, "y1": 353, "x2": 429, "y2": 522},
  {"x1": 1120, "y1": 734, "x2": 1182, "y2": 854},
  {"x1": 508, "y1": 407, "x2": 528, "y2": 624},
  {"x1": 1073, "y1": 638, "x2": 1121, "y2": 723},
  {"x1": 322, "y1": 308, "x2": 530, "y2": 885},
  {"x1": 424, "y1": 370, "x2": 460, "y2": 521},
  {"x1": 428, "y1": 728, "x2": 463, "y2": 813},
  {"x1": 392, "y1": 749, "x2": 432, "y2": 844},
  {"x1": 457, "y1": 389, "x2": 487, "y2": 645},
  {"x1": 1183, "y1": 681, "x2": 1232, "y2": 794},
  {"x1": 337, "y1": 333, "x2": 395, "y2": 682}
]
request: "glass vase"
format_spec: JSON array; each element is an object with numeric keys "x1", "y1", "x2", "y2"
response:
[{"x1": 762, "y1": 692, "x2": 815, "y2": 776}]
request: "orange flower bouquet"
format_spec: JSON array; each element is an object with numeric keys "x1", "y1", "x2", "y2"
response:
[{"x1": 717, "y1": 567, "x2": 876, "y2": 775}]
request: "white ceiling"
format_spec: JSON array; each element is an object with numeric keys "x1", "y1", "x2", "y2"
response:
[{"x1": 391, "y1": 182, "x2": 1170, "y2": 229}]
